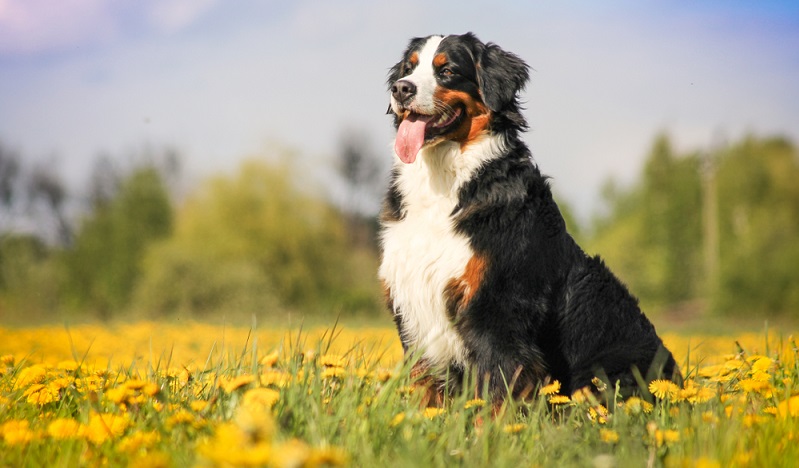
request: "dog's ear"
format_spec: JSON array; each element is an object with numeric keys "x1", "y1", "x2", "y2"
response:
[{"x1": 476, "y1": 42, "x2": 529, "y2": 113}]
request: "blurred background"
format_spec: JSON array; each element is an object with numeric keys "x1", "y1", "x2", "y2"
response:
[{"x1": 1, "y1": 1, "x2": 797, "y2": 327}]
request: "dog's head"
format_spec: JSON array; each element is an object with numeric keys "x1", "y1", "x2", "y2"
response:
[{"x1": 387, "y1": 33, "x2": 529, "y2": 163}]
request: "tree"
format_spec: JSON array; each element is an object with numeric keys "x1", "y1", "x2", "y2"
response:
[
  {"x1": 134, "y1": 158, "x2": 382, "y2": 320},
  {"x1": 62, "y1": 162, "x2": 173, "y2": 319}
]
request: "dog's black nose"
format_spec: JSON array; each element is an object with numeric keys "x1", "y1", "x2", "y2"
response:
[{"x1": 391, "y1": 79, "x2": 416, "y2": 105}]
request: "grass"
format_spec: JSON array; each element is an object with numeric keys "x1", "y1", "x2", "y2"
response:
[{"x1": 1, "y1": 320, "x2": 798, "y2": 467}]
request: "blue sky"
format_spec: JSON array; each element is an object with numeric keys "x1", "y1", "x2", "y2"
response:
[{"x1": 1, "y1": 0, "x2": 798, "y2": 219}]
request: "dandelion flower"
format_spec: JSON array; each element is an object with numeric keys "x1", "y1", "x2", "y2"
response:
[
  {"x1": 464, "y1": 399, "x2": 486, "y2": 409},
  {"x1": 260, "y1": 351, "x2": 280, "y2": 367},
  {"x1": 1, "y1": 420, "x2": 35, "y2": 445},
  {"x1": 777, "y1": 395, "x2": 799, "y2": 417},
  {"x1": 648, "y1": 379, "x2": 679, "y2": 400},
  {"x1": 623, "y1": 396, "x2": 653, "y2": 415},
  {"x1": 423, "y1": 408, "x2": 446, "y2": 419},
  {"x1": 320, "y1": 354, "x2": 347, "y2": 368},
  {"x1": 242, "y1": 387, "x2": 280, "y2": 409},
  {"x1": 47, "y1": 418, "x2": 81, "y2": 439},
  {"x1": 751, "y1": 357, "x2": 772, "y2": 374},
  {"x1": 599, "y1": 428, "x2": 619, "y2": 444},
  {"x1": 321, "y1": 367, "x2": 347, "y2": 379},
  {"x1": 389, "y1": 412, "x2": 406, "y2": 427},
  {"x1": 308, "y1": 445, "x2": 349, "y2": 466},
  {"x1": 502, "y1": 423, "x2": 527, "y2": 434},
  {"x1": 14, "y1": 365, "x2": 47, "y2": 389},
  {"x1": 271, "y1": 439, "x2": 312, "y2": 468},
  {"x1": 549, "y1": 395, "x2": 571, "y2": 405},
  {"x1": 85, "y1": 412, "x2": 129, "y2": 445},
  {"x1": 221, "y1": 375, "x2": 255, "y2": 393},
  {"x1": 539, "y1": 380, "x2": 561, "y2": 396}
]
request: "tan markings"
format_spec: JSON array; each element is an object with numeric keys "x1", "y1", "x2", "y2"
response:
[
  {"x1": 409, "y1": 52, "x2": 419, "y2": 66},
  {"x1": 433, "y1": 53, "x2": 448, "y2": 68},
  {"x1": 444, "y1": 254, "x2": 487, "y2": 320},
  {"x1": 410, "y1": 361, "x2": 446, "y2": 407},
  {"x1": 431, "y1": 88, "x2": 491, "y2": 149},
  {"x1": 381, "y1": 280, "x2": 394, "y2": 311}
]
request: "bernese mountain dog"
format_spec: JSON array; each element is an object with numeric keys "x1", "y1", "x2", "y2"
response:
[{"x1": 379, "y1": 32, "x2": 680, "y2": 404}]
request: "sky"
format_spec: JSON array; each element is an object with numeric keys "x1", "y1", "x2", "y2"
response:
[{"x1": 1, "y1": 0, "x2": 798, "y2": 221}]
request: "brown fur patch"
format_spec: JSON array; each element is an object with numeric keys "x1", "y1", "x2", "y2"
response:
[
  {"x1": 381, "y1": 280, "x2": 393, "y2": 311},
  {"x1": 444, "y1": 254, "x2": 487, "y2": 320},
  {"x1": 431, "y1": 89, "x2": 491, "y2": 150},
  {"x1": 433, "y1": 53, "x2": 448, "y2": 68},
  {"x1": 410, "y1": 361, "x2": 446, "y2": 407},
  {"x1": 409, "y1": 52, "x2": 419, "y2": 66}
]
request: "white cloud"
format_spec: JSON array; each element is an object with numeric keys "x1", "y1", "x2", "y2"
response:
[
  {"x1": 147, "y1": 0, "x2": 219, "y2": 33},
  {"x1": 0, "y1": 0, "x2": 115, "y2": 55}
]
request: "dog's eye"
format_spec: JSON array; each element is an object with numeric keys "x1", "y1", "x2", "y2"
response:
[{"x1": 439, "y1": 67, "x2": 454, "y2": 77}]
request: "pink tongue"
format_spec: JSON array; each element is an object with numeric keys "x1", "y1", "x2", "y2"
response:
[{"x1": 394, "y1": 114, "x2": 432, "y2": 164}]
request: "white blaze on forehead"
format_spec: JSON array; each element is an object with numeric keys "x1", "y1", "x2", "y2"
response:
[{"x1": 399, "y1": 35, "x2": 444, "y2": 114}]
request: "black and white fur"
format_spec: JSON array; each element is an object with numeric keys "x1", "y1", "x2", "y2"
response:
[{"x1": 379, "y1": 33, "x2": 679, "y2": 401}]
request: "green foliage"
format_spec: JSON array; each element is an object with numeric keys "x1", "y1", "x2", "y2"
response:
[
  {"x1": 713, "y1": 137, "x2": 799, "y2": 315},
  {"x1": 134, "y1": 159, "x2": 382, "y2": 320},
  {"x1": 62, "y1": 166, "x2": 173, "y2": 318},
  {"x1": 0, "y1": 234, "x2": 62, "y2": 321},
  {"x1": 588, "y1": 134, "x2": 799, "y2": 317}
]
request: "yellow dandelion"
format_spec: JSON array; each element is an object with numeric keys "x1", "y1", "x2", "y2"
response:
[
  {"x1": 0, "y1": 354, "x2": 14, "y2": 366},
  {"x1": 260, "y1": 351, "x2": 280, "y2": 367},
  {"x1": 271, "y1": 439, "x2": 312, "y2": 468},
  {"x1": 389, "y1": 412, "x2": 406, "y2": 427},
  {"x1": 737, "y1": 378, "x2": 771, "y2": 393},
  {"x1": 588, "y1": 405, "x2": 609, "y2": 424},
  {"x1": 539, "y1": 380, "x2": 561, "y2": 396},
  {"x1": 104, "y1": 387, "x2": 130, "y2": 404},
  {"x1": 191, "y1": 400, "x2": 209, "y2": 412},
  {"x1": 376, "y1": 369, "x2": 393, "y2": 382},
  {"x1": 648, "y1": 379, "x2": 679, "y2": 400},
  {"x1": 599, "y1": 428, "x2": 619, "y2": 444},
  {"x1": 423, "y1": 407, "x2": 446, "y2": 419},
  {"x1": 57, "y1": 360, "x2": 79, "y2": 372},
  {"x1": 777, "y1": 395, "x2": 799, "y2": 417},
  {"x1": 14, "y1": 365, "x2": 47, "y2": 389},
  {"x1": 751, "y1": 357, "x2": 772, "y2": 374},
  {"x1": 117, "y1": 431, "x2": 160, "y2": 453},
  {"x1": 242, "y1": 387, "x2": 280, "y2": 409},
  {"x1": 1, "y1": 420, "x2": 35, "y2": 445},
  {"x1": 464, "y1": 398, "x2": 486, "y2": 409},
  {"x1": 502, "y1": 423, "x2": 527, "y2": 434},
  {"x1": 166, "y1": 410, "x2": 196, "y2": 428},
  {"x1": 234, "y1": 405, "x2": 275, "y2": 441},
  {"x1": 221, "y1": 374, "x2": 255, "y2": 393},
  {"x1": 308, "y1": 445, "x2": 349, "y2": 467},
  {"x1": 320, "y1": 354, "x2": 347, "y2": 368},
  {"x1": 47, "y1": 418, "x2": 81, "y2": 439},
  {"x1": 694, "y1": 457, "x2": 721, "y2": 468},
  {"x1": 623, "y1": 396, "x2": 653, "y2": 415},
  {"x1": 549, "y1": 395, "x2": 571, "y2": 405},
  {"x1": 260, "y1": 370, "x2": 291, "y2": 388},
  {"x1": 23, "y1": 381, "x2": 59, "y2": 404},
  {"x1": 321, "y1": 366, "x2": 347, "y2": 379},
  {"x1": 701, "y1": 411, "x2": 719, "y2": 424},
  {"x1": 571, "y1": 387, "x2": 595, "y2": 404},
  {"x1": 84, "y1": 412, "x2": 129, "y2": 445}
]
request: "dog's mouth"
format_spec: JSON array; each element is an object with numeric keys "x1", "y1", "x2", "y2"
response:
[{"x1": 394, "y1": 106, "x2": 464, "y2": 164}]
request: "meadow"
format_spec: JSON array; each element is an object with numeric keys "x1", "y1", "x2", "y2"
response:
[{"x1": 1, "y1": 321, "x2": 798, "y2": 467}]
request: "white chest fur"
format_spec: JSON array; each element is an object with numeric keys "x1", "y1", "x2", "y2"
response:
[{"x1": 379, "y1": 136, "x2": 505, "y2": 372}]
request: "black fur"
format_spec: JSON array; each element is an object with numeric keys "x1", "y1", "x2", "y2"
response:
[{"x1": 382, "y1": 33, "x2": 679, "y2": 400}]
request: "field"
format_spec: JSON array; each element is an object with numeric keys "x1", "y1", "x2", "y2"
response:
[{"x1": 1, "y1": 321, "x2": 798, "y2": 467}]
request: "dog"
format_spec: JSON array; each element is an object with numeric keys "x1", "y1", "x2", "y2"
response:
[{"x1": 378, "y1": 33, "x2": 680, "y2": 404}]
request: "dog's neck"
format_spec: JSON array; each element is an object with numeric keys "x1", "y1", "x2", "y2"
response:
[{"x1": 395, "y1": 133, "x2": 507, "y2": 200}]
